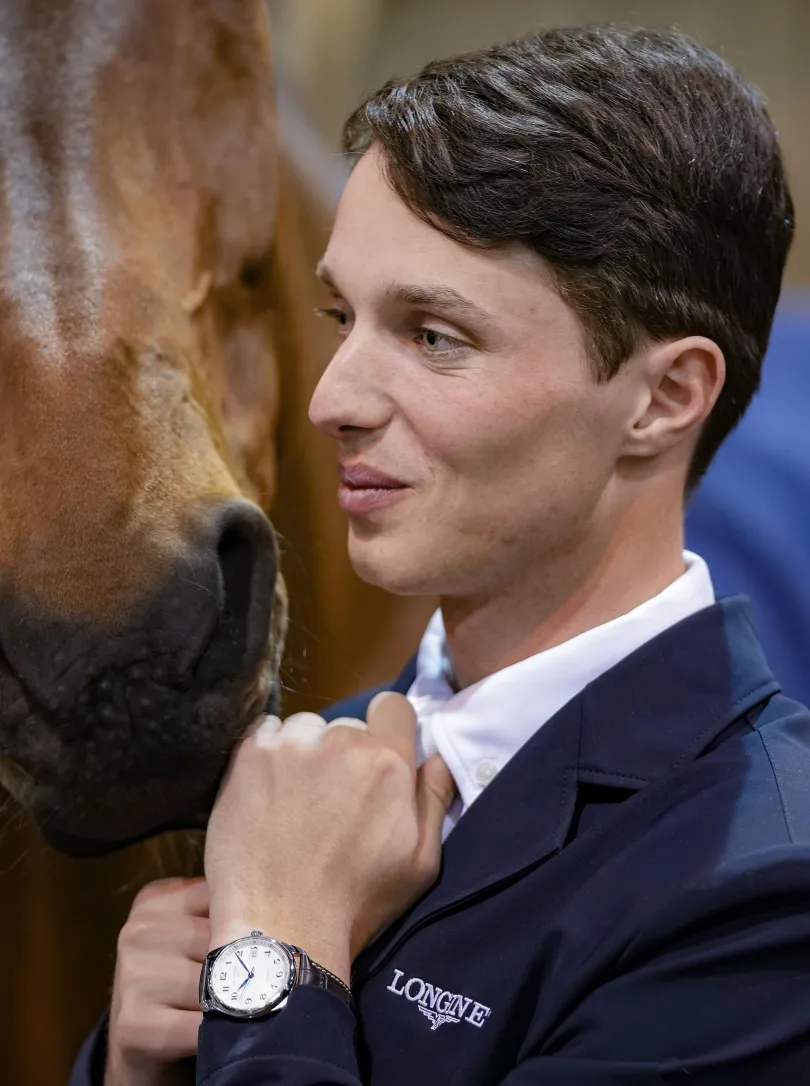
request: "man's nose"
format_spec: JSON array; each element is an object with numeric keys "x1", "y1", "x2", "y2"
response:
[{"x1": 308, "y1": 337, "x2": 392, "y2": 438}]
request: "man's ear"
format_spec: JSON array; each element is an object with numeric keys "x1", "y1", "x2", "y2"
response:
[{"x1": 621, "y1": 337, "x2": 726, "y2": 460}]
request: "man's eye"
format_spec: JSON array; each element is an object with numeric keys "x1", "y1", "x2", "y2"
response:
[
  {"x1": 416, "y1": 328, "x2": 466, "y2": 353},
  {"x1": 314, "y1": 306, "x2": 351, "y2": 331}
]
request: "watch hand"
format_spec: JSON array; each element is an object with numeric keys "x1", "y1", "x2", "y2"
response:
[{"x1": 235, "y1": 952, "x2": 251, "y2": 976}]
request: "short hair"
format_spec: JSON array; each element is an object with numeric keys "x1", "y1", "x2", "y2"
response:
[{"x1": 342, "y1": 26, "x2": 794, "y2": 490}]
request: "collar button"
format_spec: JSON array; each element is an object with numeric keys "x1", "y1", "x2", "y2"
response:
[{"x1": 474, "y1": 759, "x2": 500, "y2": 788}]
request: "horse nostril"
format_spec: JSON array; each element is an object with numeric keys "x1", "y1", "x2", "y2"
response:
[
  {"x1": 0, "y1": 499, "x2": 277, "y2": 756},
  {"x1": 193, "y1": 502, "x2": 277, "y2": 690},
  {"x1": 197, "y1": 525, "x2": 254, "y2": 684}
]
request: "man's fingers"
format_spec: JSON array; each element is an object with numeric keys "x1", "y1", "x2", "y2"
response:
[
  {"x1": 125, "y1": 1008, "x2": 202, "y2": 1062},
  {"x1": 126, "y1": 955, "x2": 207, "y2": 1008},
  {"x1": 121, "y1": 914, "x2": 211, "y2": 964},
  {"x1": 253, "y1": 714, "x2": 281, "y2": 748},
  {"x1": 366, "y1": 691, "x2": 418, "y2": 767},
  {"x1": 159, "y1": 1009, "x2": 203, "y2": 1060},
  {"x1": 278, "y1": 712, "x2": 328, "y2": 748},
  {"x1": 134, "y1": 877, "x2": 209, "y2": 918},
  {"x1": 327, "y1": 716, "x2": 369, "y2": 732},
  {"x1": 416, "y1": 754, "x2": 457, "y2": 846}
]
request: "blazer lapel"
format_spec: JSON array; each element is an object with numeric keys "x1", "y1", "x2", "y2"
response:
[
  {"x1": 353, "y1": 688, "x2": 582, "y2": 979},
  {"x1": 354, "y1": 595, "x2": 779, "y2": 980},
  {"x1": 576, "y1": 595, "x2": 779, "y2": 787}
]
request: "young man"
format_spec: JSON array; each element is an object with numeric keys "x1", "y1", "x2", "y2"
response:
[{"x1": 75, "y1": 26, "x2": 810, "y2": 1086}]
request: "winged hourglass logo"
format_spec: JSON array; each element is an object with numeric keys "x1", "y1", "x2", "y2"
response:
[{"x1": 419, "y1": 1005, "x2": 462, "y2": 1030}]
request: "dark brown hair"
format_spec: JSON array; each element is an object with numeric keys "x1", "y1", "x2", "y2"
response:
[{"x1": 343, "y1": 26, "x2": 794, "y2": 489}]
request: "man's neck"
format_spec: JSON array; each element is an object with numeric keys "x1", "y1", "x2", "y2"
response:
[{"x1": 441, "y1": 513, "x2": 687, "y2": 690}]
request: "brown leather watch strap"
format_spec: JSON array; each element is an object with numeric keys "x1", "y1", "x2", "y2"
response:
[{"x1": 294, "y1": 948, "x2": 355, "y2": 1012}]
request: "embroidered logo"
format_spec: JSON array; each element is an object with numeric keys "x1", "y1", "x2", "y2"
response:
[
  {"x1": 387, "y1": 968, "x2": 492, "y2": 1030},
  {"x1": 419, "y1": 1005, "x2": 461, "y2": 1031}
]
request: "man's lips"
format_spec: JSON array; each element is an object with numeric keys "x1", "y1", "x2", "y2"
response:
[
  {"x1": 339, "y1": 463, "x2": 408, "y2": 489},
  {"x1": 337, "y1": 462, "x2": 410, "y2": 515}
]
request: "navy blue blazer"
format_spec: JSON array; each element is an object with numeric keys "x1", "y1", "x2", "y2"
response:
[{"x1": 72, "y1": 596, "x2": 810, "y2": 1084}]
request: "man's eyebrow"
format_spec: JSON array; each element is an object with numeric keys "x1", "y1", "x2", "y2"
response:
[
  {"x1": 315, "y1": 263, "x2": 492, "y2": 323},
  {"x1": 383, "y1": 283, "x2": 491, "y2": 321}
]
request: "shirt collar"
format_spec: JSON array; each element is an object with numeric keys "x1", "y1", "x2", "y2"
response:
[{"x1": 407, "y1": 551, "x2": 715, "y2": 814}]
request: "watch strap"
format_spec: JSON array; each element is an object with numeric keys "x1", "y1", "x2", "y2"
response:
[{"x1": 293, "y1": 947, "x2": 354, "y2": 1012}]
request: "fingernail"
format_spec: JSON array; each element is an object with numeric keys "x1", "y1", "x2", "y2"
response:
[
  {"x1": 255, "y1": 715, "x2": 282, "y2": 748},
  {"x1": 282, "y1": 712, "x2": 328, "y2": 728}
]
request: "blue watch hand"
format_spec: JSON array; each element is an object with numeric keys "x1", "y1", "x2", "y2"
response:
[
  {"x1": 236, "y1": 970, "x2": 254, "y2": 994},
  {"x1": 235, "y1": 952, "x2": 251, "y2": 976}
]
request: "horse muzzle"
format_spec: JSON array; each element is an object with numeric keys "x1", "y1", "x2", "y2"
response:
[{"x1": 0, "y1": 499, "x2": 281, "y2": 854}]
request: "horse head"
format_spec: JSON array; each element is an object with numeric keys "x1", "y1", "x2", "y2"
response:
[{"x1": 0, "y1": 0, "x2": 285, "y2": 853}]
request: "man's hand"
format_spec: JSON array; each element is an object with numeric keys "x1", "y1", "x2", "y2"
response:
[
  {"x1": 105, "y1": 878, "x2": 209, "y2": 1086},
  {"x1": 204, "y1": 692, "x2": 456, "y2": 984}
]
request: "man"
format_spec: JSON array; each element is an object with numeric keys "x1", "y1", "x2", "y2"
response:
[{"x1": 75, "y1": 26, "x2": 810, "y2": 1086}]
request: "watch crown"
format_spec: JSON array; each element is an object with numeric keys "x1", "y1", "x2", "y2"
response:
[{"x1": 250, "y1": 929, "x2": 264, "y2": 937}]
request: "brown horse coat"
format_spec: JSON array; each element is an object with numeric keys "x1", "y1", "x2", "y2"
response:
[{"x1": 0, "y1": 0, "x2": 285, "y2": 849}]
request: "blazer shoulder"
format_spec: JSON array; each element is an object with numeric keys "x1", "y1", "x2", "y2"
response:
[
  {"x1": 680, "y1": 692, "x2": 810, "y2": 866},
  {"x1": 750, "y1": 692, "x2": 810, "y2": 846}
]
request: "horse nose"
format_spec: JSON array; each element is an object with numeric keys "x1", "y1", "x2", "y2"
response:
[
  {"x1": 191, "y1": 499, "x2": 278, "y2": 688},
  {"x1": 0, "y1": 498, "x2": 278, "y2": 717}
]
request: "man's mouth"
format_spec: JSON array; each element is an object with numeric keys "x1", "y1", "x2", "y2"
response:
[{"x1": 337, "y1": 462, "x2": 411, "y2": 516}]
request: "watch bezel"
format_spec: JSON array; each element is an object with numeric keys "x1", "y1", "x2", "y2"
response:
[{"x1": 201, "y1": 933, "x2": 297, "y2": 1019}]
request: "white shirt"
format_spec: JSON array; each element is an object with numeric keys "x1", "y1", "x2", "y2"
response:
[{"x1": 406, "y1": 551, "x2": 715, "y2": 839}]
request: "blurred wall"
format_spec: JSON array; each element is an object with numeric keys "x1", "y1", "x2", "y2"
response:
[{"x1": 270, "y1": 0, "x2": 810, "y2": 283}]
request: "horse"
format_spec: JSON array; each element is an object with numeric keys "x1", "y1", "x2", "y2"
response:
[
  {"x1": 0, "y1": 4, "x2": 437, "y2": 1076},
  {"x1": 0, "y1": 0, "x2": 289, "y2": 855}
]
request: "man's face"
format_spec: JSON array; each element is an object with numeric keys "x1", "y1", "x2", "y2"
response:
[{"x1": 309, "y1": 148, "x2": 643, "y2": 599}]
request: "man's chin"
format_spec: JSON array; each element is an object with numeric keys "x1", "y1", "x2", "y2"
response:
[
  {"x1": 351, "y1": 560, "x2": 431, "y2": 597},
  {"x1": 348, "y1": 536, "x2": 437, "y2": 596}
]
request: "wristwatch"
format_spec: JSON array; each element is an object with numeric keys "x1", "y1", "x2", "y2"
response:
[{"x1": 200, "y1": 930, "x2": 354, "y2": 1019}]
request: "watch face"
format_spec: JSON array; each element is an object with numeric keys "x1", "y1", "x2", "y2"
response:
[{"x1": 208, "y1": 936, "x2": 293, "y2": 1015}]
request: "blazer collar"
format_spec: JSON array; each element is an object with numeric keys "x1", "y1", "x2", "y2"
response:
[
  {"x1": 391, "y1": 656, "x2": 418, "y2": 695},
  {"x1": 354, "y1": 595, "x2": 779, "y2": 979}
]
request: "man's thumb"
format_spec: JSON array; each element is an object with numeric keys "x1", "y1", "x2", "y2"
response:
[{"x1": 416, "y1": 755, "x2": 457, "y2": 843}]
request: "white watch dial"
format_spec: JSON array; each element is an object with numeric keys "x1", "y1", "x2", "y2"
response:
[{"x1": 208, "y1": 935, "x2": 292, "y2": 1013}]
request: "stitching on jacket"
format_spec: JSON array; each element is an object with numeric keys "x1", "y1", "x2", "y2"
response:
[
  {"x1": 729, "y1": 677, "x2": 780, "y2": 721},
  {"x1": 670, "y1": 678, "x2": 777, "y2": 772},
  {"x1": 554, "y1": 768, "x2": 577, "y2": 842},
  {"x1": 576, "y1": 766, "x2": 649, "y2": 783},
  {"x1": 755, "y1": 728, "x2": 796, "y2": 843}
]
